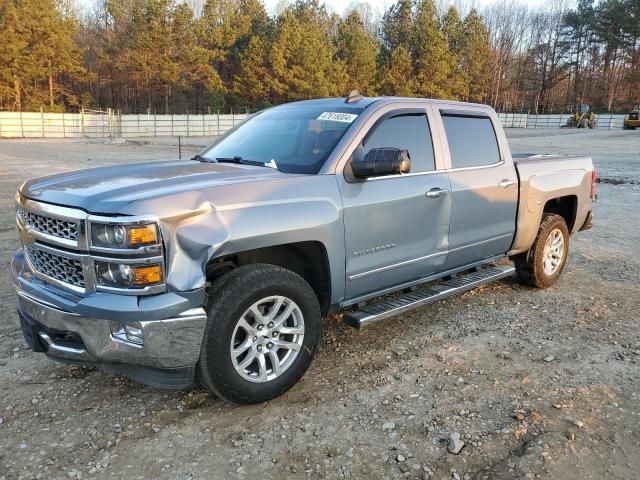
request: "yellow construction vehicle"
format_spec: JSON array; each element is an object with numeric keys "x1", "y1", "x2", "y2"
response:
[
  {"x1": 564, "y1": 104, "x2": 596, "y2": 128},
  {"x1": 623, "y1": 104, "x2": 639, "y2": 130}
]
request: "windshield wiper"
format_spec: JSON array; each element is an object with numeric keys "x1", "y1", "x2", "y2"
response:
[
  {"x1": 216, "y1": 156, "x2": 273, "y2": 168},
  {"x1": 191, "y1": 154, "x2": 209, "y2": 162}
]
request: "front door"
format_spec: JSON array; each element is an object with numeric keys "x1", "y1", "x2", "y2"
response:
[{"x1": 338, "y1": 108, "x2": 452, "y2": 300}]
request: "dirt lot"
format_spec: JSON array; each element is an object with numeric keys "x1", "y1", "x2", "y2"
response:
[{"x1": 1, "y1": 129, "x2": 639, "y2": 480}]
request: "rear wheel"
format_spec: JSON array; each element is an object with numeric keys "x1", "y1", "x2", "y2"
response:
[
  {"x1": 198, "y1": 264, "x2": 321, "y2": 404},
  {"x1": 515, "y1": 213, "x2": 569, "y2": 288}
]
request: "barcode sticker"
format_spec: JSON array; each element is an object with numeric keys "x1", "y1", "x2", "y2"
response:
[{"x1": 316, "y1": 112, "x2": 358, "y2": 123}]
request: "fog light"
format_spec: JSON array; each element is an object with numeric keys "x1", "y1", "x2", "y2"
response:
[{"x1": 111, "y1": 321, "x2": 144, "y2": 345}]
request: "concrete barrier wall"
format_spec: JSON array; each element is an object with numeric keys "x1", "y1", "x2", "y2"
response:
[
  {"x1": 0, "y1": 111, "x2": 628, "y2": 138},
  {"x1": 0, "y1": 112, "x2": 249, "y2": 138},
  {"x1": 497, "y1": 113, "x2": 626, "y2": 129}
]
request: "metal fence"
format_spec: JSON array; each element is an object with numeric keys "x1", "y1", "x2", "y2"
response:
[
  {"x1": 0, "y1": 109, "x2": 628, "y2": 139},
  {"x1": 0, "y1": 109, "x2": 248, "y2": 138}
]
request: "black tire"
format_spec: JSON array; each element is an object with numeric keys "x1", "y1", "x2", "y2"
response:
[
  {"x1": 514, "y1": 213, "x2": 569, "y2": 288},
  {"x1": 198, "y1": 264, "x2": 321, "y2": 404}
]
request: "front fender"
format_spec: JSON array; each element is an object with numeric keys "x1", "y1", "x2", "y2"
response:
[{"x1": 121, "y1": 175, "x2": 346, "y2": 304}]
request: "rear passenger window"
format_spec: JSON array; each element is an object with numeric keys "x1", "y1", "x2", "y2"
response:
[
  {"x1": 363, "y1": 114, "x2": 435, "y2": 173},
  {"x1": 442, "y1": 115, "x2": 501, "y2": 168}
]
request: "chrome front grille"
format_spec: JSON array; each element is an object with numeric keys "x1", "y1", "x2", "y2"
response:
[
  {"x1": 16, "y1": 194, "x2": 165, "y2": 295},
  {"x1": 26, "y1": 246, "x2": 85, "y2": 289},
  {"x1": 17, "y1": 206, "x2": 79, "y2": 241}
]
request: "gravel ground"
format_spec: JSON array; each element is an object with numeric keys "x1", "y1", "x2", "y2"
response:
[{"x1": 0, "y1": 129, "x2": 639, "y2": 480}]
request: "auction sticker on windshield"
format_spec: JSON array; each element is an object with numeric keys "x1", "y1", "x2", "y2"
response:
[{"x1": 317, "y1": 112, "x2": 358, "y2": 123}]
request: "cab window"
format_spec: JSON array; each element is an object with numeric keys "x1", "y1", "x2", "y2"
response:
[
  {"x1": 363, "y1": 114, "x2": 435, "y2": 173},
  {"x1": 442, "y1": 114, "x2": 501, "y2": 168}
]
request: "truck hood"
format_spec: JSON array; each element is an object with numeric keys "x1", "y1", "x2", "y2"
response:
[{"x1": 19, "y1": 160, "x2": 290, "y2": 214}]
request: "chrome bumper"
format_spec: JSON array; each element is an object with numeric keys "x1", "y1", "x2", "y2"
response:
[
  {"x1": 13, "y1": 249, "x2": 208, "y2": 387},
  {"x1": 16, "y1": 291, "x2": 207, "y2": 368}
]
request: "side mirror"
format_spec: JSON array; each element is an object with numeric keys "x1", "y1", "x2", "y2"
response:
[{"x1": 351, "y1": 147, "x2": 411, "y2": 179}]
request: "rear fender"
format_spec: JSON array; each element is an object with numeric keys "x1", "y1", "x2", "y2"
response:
[{"x1": 510, "y1": 168, "x2": 591, "y2": 254}]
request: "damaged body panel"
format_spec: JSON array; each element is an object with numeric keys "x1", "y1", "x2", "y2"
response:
[{"x1": 123, "y1": 173, "x2": 346, "y2": 301}]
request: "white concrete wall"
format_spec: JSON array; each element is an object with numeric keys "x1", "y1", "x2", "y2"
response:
[
  {"x1": 0, "y1": 111, "x2": 627, "y2": 138},
  {"x1": 497, "y1": 113, "x2": 626, "y2": 129},
  {"x1": 0, "y1": 112, "x2": 248, "y2": 138}
]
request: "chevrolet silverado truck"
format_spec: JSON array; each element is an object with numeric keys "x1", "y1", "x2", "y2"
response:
[{"x1": 12, "y1": 94, "x2": 596, "y2": 404}]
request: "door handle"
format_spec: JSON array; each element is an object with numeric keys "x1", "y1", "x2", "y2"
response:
[
  {"x1": 426, "y1": 188, "x2": 449, "y2": 199},
  {"x1": 499, "y1": 179, "x2": 516, "y2": 188}
]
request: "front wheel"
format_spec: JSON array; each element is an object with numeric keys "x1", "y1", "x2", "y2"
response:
[
  {"x1": 198, "y1": 264, "x2": 321, "y2": 404},
  {"x1": 514, "y1": 213, "x2": 569, "y2": 288}
]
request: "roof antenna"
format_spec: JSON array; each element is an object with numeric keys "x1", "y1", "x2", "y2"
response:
[{"x1": 345, "y1": 89, "x2": 364, "y2": 104}]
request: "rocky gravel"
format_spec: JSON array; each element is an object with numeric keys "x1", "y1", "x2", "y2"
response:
[{"x1": 0, "y1": 129, "x2": 639, "y2": 479}]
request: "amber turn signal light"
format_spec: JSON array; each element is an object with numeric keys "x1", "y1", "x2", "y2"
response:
[{"x1": 128, "y1": 225, "x2": 158, "y2": 246}]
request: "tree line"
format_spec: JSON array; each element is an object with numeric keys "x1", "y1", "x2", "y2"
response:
[{"x1": 0, "y1": 0, "x2": 638, "y2": 114}]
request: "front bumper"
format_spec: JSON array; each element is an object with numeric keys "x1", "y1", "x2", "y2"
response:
[{"x1": 12, "y1": 249, "x2": 207, "y2": 389}]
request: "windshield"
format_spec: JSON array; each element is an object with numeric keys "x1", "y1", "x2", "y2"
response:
[{"x1": 200, "y1": 105, "x2": 363, "y2": 174}]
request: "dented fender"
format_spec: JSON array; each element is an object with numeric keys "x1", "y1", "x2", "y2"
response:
[{"x1": 119, "y1": 174, "x2": 346, "y2": 305}]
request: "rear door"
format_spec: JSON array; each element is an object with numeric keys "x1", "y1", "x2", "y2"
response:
[
  {"x1": 338, "y1": 104, "x2": 451, "y2": 300},
  {"x1": 434, "y1": 107, "x2": 518, "y2": 269}
]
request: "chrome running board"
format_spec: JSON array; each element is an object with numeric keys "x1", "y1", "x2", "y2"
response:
[{"x1": 343, "y1": 265, "x2": 515, "y2": 329}]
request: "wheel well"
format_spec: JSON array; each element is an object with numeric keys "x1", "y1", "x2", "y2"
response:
[
  {"x1": 543, "y1": 195, "x2": 577, "y2": 231},
  {"x1": 206, "y1": 241, "x2": 332, "y2": 316}
]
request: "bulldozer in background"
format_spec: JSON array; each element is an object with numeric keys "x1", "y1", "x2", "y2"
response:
[
  {"x1": 564, "y1": 104, "x2": 597, "y2": 128},
  {"x1": 623, "y1": 104, "x2": 640, "y2": 130}
]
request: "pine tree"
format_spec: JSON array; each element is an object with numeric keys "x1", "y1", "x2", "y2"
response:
[
  {"x1": 198, "y1": 0, "x2": 270, "y2": 89},
  {"x1": 336, "y1": 11, "x2": 379, "y2": 95},
  {"x1": 0, "y1": 1, "x2": 28, "y2": 110},
  {"x1": 0, "y1": 0, "x2": 85, "y2": 111},
  {"x1": 269, "y1": 1, "x2": 346, "y2": 101},
  {"x1": 172, "y1": 3, "x2": 223, "y2": 113},
  {"x1": 232, "y1": 35, "x2": 271, "y2": 107},
  {"x1": 441, "y1": 6, "x2": 468, "y2": 100},
  {"x1": 38, "y1": 2, "x2": 85, "y2": 109},
  {"x1": 413, "y1": 0, "x2": 455, "y2": 99},
  {"x1": 379, "y1": 0, "x2": 414, "y2": 63},
  {"x1": 378, "y1": 44, "x2": 416, "y2": 96},
  {"x1": 108, "y1": 0, "x2": 182, "y2": 112},
  {"x1": 461, "y1": 9, "x2": 492, "y2": 102}
]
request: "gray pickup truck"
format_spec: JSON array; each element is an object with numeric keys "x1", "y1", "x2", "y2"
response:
[{"x1": 12, "y1": 94, "x2": 596, "y2": 404}]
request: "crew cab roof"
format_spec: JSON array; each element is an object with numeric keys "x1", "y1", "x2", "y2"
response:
[{"x1": 280, "y1": 96, "x2": 491, "y2": 111}]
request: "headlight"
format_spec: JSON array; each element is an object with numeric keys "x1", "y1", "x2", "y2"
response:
[
  {"x1": 95, "y1": 261, "x2": 163, "y2": 289},
  {"x1": 91, "y1": 223, "x2": 159, "y2": 249}
]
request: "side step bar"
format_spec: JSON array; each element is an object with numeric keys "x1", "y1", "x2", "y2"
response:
[{"x1": 343, "y1": 265, "x2": 515, "y2": 329}]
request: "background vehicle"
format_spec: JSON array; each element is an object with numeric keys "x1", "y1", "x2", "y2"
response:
[
  {"x1": 12, "y1": 94, "x2": 596, "y2": 404},
  {"x1": 623, "y1": 104, "x2": 640, "y2": 129},
  {"x1": 564, "y1": 104, "x2": 597, "y2": 128}
]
